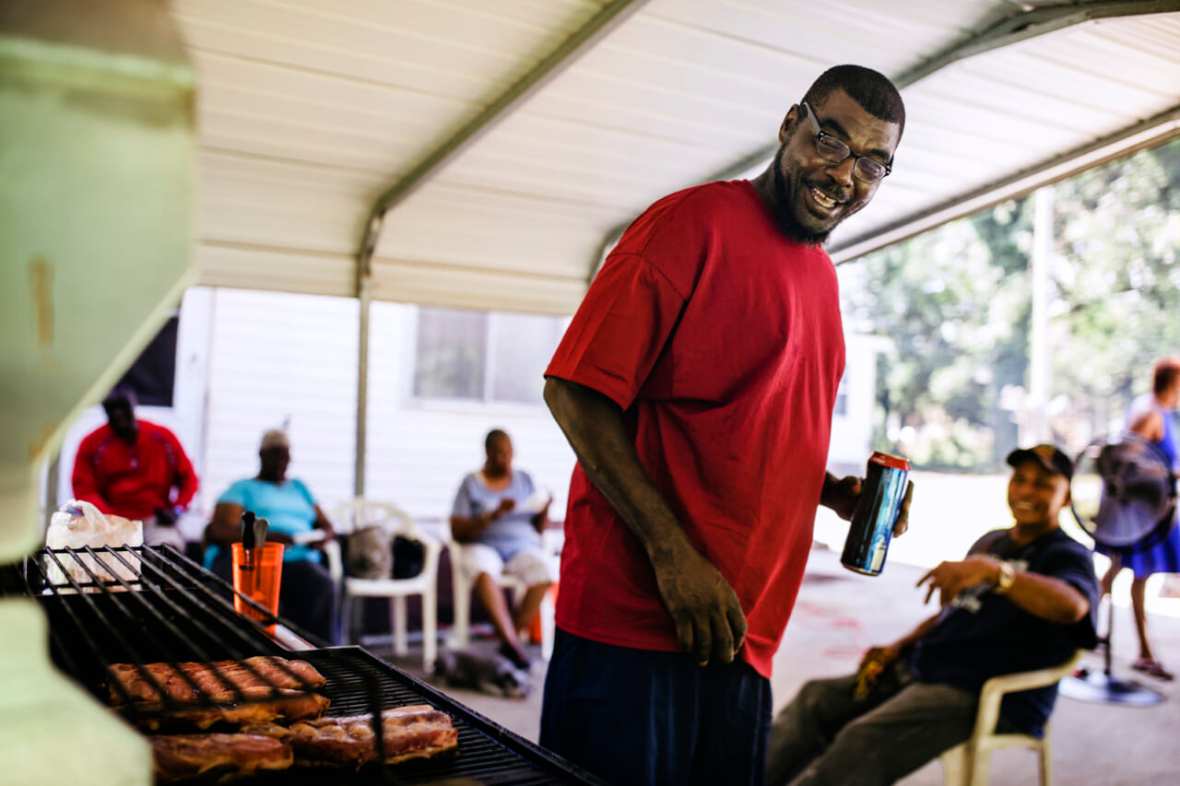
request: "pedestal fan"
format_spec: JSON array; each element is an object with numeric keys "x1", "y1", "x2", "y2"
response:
[{"x1": 1060, "y1": 434, "x2": 1174, "y2": 706}]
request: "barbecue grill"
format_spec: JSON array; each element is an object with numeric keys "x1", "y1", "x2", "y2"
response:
[{"x1": 2, "y1": 545, "x2": 604, "y2": 785}]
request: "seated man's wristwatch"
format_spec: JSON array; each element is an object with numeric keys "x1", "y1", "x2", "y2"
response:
[{"x1": 993, "y1": 560, "x2": 1016, "y2": 595}]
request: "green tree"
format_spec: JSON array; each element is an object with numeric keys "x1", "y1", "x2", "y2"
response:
[
  {"x1": 841, "y1": 137, "x2": 1180, "y2": 469},
  {"x1": 841, "y1": 198, "x2": 1032, "y2": 471},
  {"x1": 1049, "y1": 138, "x2": 1180, "y2": 441}
]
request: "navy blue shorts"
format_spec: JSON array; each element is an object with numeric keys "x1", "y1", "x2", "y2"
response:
[{"x1": 540, "y1": 628, "x2": 771, "y2": 786}]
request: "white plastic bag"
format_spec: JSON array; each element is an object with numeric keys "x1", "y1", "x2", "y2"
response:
[{"x1": 44, "y1": 500, "x2": 143, "y2": 591}]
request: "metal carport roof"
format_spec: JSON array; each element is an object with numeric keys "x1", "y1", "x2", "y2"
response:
[{"x1": 174, "y1": 0, "x2": 1180, "y2": 315}]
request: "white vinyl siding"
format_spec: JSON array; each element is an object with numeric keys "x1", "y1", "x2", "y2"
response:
[
  {"x1": 202, "y1": 289, "x2": 359, "y2": 510},
  {"x1": 51, "y1": 289, "x2": 875, "y2": 532}
]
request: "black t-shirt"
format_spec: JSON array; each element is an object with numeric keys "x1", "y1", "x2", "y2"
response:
[{"x1": 910, "y1": 527, "x2": 1099, "y2": 737}]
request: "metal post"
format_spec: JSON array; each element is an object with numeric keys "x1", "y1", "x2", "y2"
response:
[
  {"x1": 353, "y1": 213, "x2": 381, "y2": 500},
  {"x1": 1026, "y1": 185, "x2": 1054, "y2": 444},
  {"x1": 354, "y1": 286, "x2": 371, "y2": 499}
]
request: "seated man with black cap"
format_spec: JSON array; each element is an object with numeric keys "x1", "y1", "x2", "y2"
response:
[{"x1": 766, "y1": 444, "x2": 1100, "y2": 786}]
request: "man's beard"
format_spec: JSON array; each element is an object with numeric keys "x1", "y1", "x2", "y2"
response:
[{"x1": 770, "y1": 145, "x2": 832, "y2": 246}]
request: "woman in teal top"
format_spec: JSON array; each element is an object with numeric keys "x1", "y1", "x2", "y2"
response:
[{"x1": 206, "y1": 429, "x2": 337, "y2": 641}]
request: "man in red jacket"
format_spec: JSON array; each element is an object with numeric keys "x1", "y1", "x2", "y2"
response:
[
  {"x1": 540, "y1": 65, "x2": 909, "y2": 786},
  {"x1": 71, "y1": 388, "x2": 198, "y2": 548}
]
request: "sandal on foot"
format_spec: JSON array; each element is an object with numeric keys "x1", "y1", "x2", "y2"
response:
[
  {"x1": 1132, "y1": 657, "x2": 1175, "y2": 681},
  {"x1": 498, "y1": 642, "x2": 531, "y2": 671}
]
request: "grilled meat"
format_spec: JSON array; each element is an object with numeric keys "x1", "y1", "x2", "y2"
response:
[
  {"x1": 246, "y1": 704, "x2": 459, "y2": 768},
  {"x1": 107, "y1": 656, "x2": 330, "y2": 731},
  {"x1": 130, "y1": 690, "x2": 330, "y2": 732},
  {"x1": 107, "y1": 656, "x2": 326, "y2": 705},
  {"x1": 151, "y1": 733, "x2": 293, "y2": 782}
]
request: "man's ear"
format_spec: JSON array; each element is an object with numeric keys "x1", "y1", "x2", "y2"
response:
[{"x1": 779, "y1": 104, "x2": 801, "y2": 144}]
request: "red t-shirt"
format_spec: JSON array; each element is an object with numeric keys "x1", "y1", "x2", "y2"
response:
[
  {"x1": 71, "y1": 420, "x2": 199, "y2": 521},
  {"x1": 545, "y1": 180, "x2": 846, "y2": 678}
]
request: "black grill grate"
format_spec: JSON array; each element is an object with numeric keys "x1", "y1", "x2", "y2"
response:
[
  {"x1": 296, "y1": 648, "x2": 590, "y2": 786},
  {"x1": 5, "y1": 545, "x2": 603, "y2": 785}
]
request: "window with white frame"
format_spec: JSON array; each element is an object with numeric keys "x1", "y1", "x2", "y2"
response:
[{"x1": 413, "y1": 307, "x2": 566, "y2": 404}]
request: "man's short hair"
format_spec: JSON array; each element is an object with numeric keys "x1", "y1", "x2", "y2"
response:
[
  {"x1": 802, "y1": 65, "x2": 906, "y2": 139},
  {"x1": 1152, "y1": 357, "x2": 1180, "y2": 395},
  {"x1": 485, "y1": 428, "x2": 510, "y2": 453},
  {"x1": 101, "y1": 385, "x2": 137, "y2": 412}
]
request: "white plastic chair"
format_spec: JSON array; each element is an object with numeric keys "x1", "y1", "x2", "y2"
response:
[
  {"x1": 940, "y1": 650, "x2": 1083, "y2": 786},
  {"x1": 324, "y1": 499, "x2": 443, "y2": 673},
  {"x1": 446, "y1": 529, "x2": 561, "y2": 660}
]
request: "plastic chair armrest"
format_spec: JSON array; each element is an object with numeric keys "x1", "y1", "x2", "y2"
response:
[
  {"x1": 322, "y1": 538, "x2": 344, "y2": 584},
  {"x1": 971, "y1": 650, "x2": 1083, "y2": 741}
]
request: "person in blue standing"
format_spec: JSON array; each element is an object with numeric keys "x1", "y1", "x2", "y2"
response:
[
  {"x1": 450, "y1": 429, "x2": 556, "y2": 670},
  {"x1": 1098, "y1": 356, "x2": 1180, "y2": 681},
  {"x1": 205, "y1": 429, "x2": 337, "y2": 642}
]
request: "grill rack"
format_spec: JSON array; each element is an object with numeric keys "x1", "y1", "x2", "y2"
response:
[
  {"x1": 3, "y1": 545, "x2": 604, "y2": 785},
  {"x1": 20, "y1": 544, "x2": 391, "y2": 767}
]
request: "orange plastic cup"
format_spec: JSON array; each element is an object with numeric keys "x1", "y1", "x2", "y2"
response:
[{"x1": 231, "y1": 542, "x2": 284, "y2": 632}]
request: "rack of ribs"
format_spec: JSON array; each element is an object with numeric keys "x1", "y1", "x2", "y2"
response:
[
  {"x1": 107, "y1": 657, "x2": 329, "y2": 730},
  {"x1": 247, "y1": 705, "x2": 459, "y2": 768},
  {"x1": 107, "y1": 656, "x2": 326, "y2": 704},
  {"x1": 151, "y1": 733, "x2": 293, "y2": 782}
]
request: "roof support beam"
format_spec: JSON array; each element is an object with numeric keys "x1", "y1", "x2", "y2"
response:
[
  {"x1": 355, "y1": 0, "x2": 650, "y2": 289},
  {"x1": 891, "y1": 0, "x2": 1180, "y2": 91},
  {"x1": 351, "y1": 0, "x2": 647, "y2": 496},
  {"x1": 588, "y1": 0, "x2": 1180, "y2": 278},
  {"x1": 829, "y1": 103, "x2": 1180, "y2": 263}
]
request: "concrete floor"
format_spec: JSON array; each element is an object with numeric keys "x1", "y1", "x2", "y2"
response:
[{"x1": 378, "y1": 546, "x2": 1180, "y2": 785}]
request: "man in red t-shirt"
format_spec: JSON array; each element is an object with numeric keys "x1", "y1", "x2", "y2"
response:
[
  {"x1": 540, "y1": 65, "x2": 911, "y2": 786},
  {"x1": 72, "y1": 388, "x2": 198, "y2": 548}
]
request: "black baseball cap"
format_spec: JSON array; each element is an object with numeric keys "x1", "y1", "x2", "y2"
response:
[{"x1": 1005, "y1": 443, "x2": 1073, "y2": 480}]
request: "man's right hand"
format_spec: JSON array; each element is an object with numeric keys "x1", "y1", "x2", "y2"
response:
[
  {"x1": 651, "y1": 538, "x2": 747, "y2": 667},
  {"x1": 475, "y1": 498, "x2": 516, "y2": 530},
  {"x1": 858, "y1": 644, "x2": 901, "y2": 670},
  {"x1": 854, "y1": 644, "x2": 901, "y2": 700}
]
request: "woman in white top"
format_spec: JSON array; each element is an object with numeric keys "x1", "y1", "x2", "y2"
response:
[{"x1": 450, "y1": 429, "x2": 556, "y2": 669}]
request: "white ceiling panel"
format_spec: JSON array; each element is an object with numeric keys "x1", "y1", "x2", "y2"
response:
[
  {"x1": 834, "y1": 9, "x2": 1180, "y2": 249},
  {"x1": 173, "y1": 0, "x2": 1180, "y2": 313}
]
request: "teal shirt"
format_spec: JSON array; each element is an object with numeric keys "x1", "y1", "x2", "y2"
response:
[{"x1": 204, "y1": 477, "x2": 322, "y2": 566}]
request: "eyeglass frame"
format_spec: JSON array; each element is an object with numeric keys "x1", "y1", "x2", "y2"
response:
[{"x1": 799, "y1": 101, "x2": 893, "y2": 183}]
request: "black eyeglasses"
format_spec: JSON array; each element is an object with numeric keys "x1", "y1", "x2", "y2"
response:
[{"x1": 800, "y1": 102, "x2": 892, "y2": 183}]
